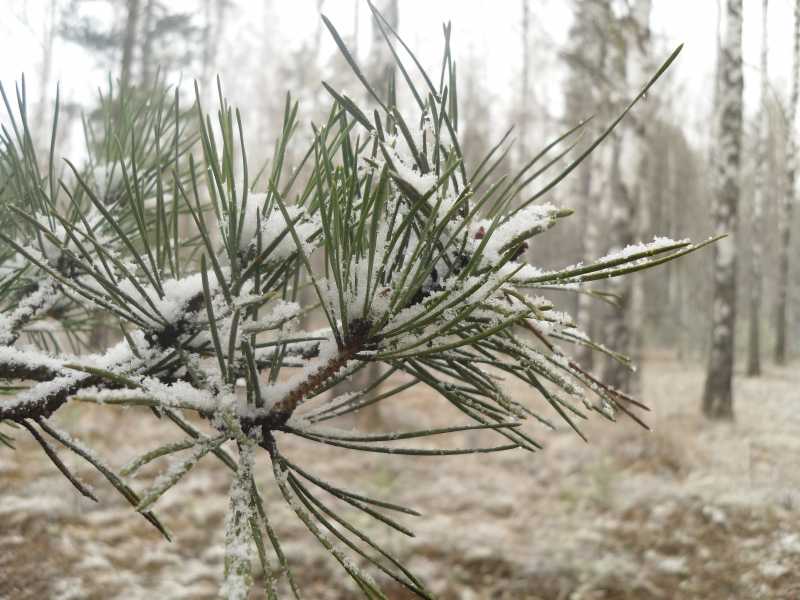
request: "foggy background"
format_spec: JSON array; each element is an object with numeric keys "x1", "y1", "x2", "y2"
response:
[
  {"x1": 2, "y1": 2, "x2": 800, "y2": 599},
  {"x1": 1, "y1": 0, "x2": 797, "y2": 373}
]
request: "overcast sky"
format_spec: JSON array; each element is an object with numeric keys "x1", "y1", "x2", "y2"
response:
[{"x1": 0, "y1": 1, "x2": 794, "y2": 145}]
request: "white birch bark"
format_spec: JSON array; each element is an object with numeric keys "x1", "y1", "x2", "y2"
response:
[
  {"x1": 627, "y1": 0, "x2": 653, "y2": 397},
  {"x1": 746, "y1": 0, "x2": 769, "y2": 377},
  {"x1": 602, "y1": 0, "x2": 651, "y2": 394},
  {"x1": 119, "y1": 0, "x2": 141, "y2": 91},
  {"x1": 34, "y1": 0, "x2": 57, "y2": 150},
  {"x1": 703, "y1": 0, "x2": 743, "y2": 420},
  {"x1": 775, "y1": 0, "x2": 800, "y2": 365},
  {"x1": 565, "y1": 0, "x2": 610, "y2": 371},
  {"x1": 519, "y1": 0, "x2": 531, "y2": 163}
]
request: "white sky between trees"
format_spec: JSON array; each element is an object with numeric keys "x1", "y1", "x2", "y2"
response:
[{"x1": 0, "y1": 0, "x2": 794, "y2": 150}]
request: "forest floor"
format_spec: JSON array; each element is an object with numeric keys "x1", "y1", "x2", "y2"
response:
[{"x1": 2, "y1": 353, "x2": 800, "y2": 600}]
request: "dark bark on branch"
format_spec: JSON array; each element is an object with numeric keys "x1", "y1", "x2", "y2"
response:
[
  {"x1": 0, "y1": 362, "x2": 63, "y2": 382},
  {"x1": 259, "y1": 322, "x2": 373, "y2": 430},
  {"x1": 0, "y1": 375, "x2": 101, "y2": 422}
]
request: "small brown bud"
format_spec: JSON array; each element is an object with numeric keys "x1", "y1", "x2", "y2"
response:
[{"x1": 512, "y1": 241, "x2": 529, "y2": 261}]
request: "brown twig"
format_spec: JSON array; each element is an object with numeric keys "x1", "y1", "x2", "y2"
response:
[{"x1": 261, "y1": 321, "x2": 373, "y2": 429}]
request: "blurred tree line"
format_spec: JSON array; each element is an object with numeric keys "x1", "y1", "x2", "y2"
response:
[{"x1": 6, "y1": 0, "x2": 800, "y2": 421}]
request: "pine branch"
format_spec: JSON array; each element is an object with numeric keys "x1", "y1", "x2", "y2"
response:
[{"x1": 0, "y1": 7, "x2": 699, "y2": 599}]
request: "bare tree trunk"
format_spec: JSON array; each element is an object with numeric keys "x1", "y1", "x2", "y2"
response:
[
  {"x1": 775, "y1": 0, "x2": 800, "y2": 365},
  {"x1": 519, "y1": 0, "x2": 531, "y2": 163},
  {"x1": 201, "y1": 0, "x2": 212, "y2": 89},
  {"x1": 602, "y1": 0, "x2": 651, "y2": 395},
  {"x1": 707, "y1": 0, "x2": 723, "y2": 168},
  {"x1": 354, "y1": 0, "x2": 399, "y2": 431},
  {"x1": 628, "y1": 148, "x2": 650, "y2": 395},
  {"x1": 91, "y1": 0, "x2": 141, "y2": 352},
  {"x1": 627, "y1": 0, "x2": 652, "y2": 396},
  {"x1": 675, "y1": 252, "x2": 688, "y2": 361},
  {"x1": 564, "y1": 0, "x2": 610, "y2": 371},
  {"x1": 602, "y1": 133, "x2": 634, "y2": 392},
  {"x1": 574, "y1": 159, "x2": 595, "y2": 369},
  {"x1": 35, "y1": 0, "x2": 57, "y2": 150},
  {"x1": 119, "y1": 0, "x2": 141, "y2": 91},
  {"x1": 665, "y1": 145, "x2": 689, "y2": 360},
  {"x1": 213, "y1": 1, "x2": 228, "y2": 77},
  {"x1": 255, "y1": 0, "x2": 275, "y2": 145},
  {"x1": 747, "y1": 0, "x2": 769, "y2": 376},
  {"x1": 368, "y1": 0, "x2": 398, "y2": 102},
  {"x1": 139, "y1": 0, "x2": 156, "y2": 86},
  {"x1": 199, "y1": 0, "x2": 228, "y2": 92},
  {"x1": 353, "y1": 0, "x2": 360, "y2": 56},
  {"x1": 703, "y1": 0, "x2": 743, "y2": 420}
]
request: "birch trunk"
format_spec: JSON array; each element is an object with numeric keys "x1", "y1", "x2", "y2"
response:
[
  {"x1": 354, "y1": 0, "x2": 399, "y2": 430},
  {"x1": 775, "y1": 0, "x2": 800, "y2": 365},
  {"x1": 746, "y1": 0, "x2": 769, "y2": 376},
  {"x1": 35, "y1": 0, "x2": 57, "y2": 151},
  {"x1": 119, "y1": 0, "x2": 141, "y2": 91},
  {"x1": 368, "y1": 0, "x2": 398, "y2": 102},
  {"x1": 201, "y1": 0, "x2": 212, "y2": 89},
  {"x1": 703, "y1": 0, "x2": 743, "y2": 420},
  {"x1": 564, "y1": 0, "x2": 610, "y2": 371},
  {"x1": 519, "y1": 0, "x2": 531, "y2": 163},
  {"x1": 602, "y1": 133, "x2": 634, "y2": 392},
  {"x1": 602, "y1": 0, "x2": 651, "y2": 394},
  {"x1": 575, "y1": 159, "x2": 596, "y2": 369},
  {"x1": 139, "y1": 0, "x2": 156, "y2": 86},
  {"x1": 353, "y1": 0, "x2": 360, "y2": 56}
]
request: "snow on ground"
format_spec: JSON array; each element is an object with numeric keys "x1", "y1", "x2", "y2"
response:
[{"x1": 2, "y1": 354, "x2": 800, "y2": 599}]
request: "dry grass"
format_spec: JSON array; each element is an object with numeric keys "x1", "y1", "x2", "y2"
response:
[{"x1": 2, "y1": 355, "x2": 799, "y2": 599}]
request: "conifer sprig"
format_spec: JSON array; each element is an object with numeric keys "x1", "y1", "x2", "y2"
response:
[{"x1": 0, "y1": 5, "x2": 694, "y2": 598}]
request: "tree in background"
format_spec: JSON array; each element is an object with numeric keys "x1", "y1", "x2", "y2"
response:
[
  {"x1": 33, "y1": 0, "x2": 60, "y2": 148},
  {"x1": 776, "y1": 0, "x2": 800, "y2": 365},
  {"x1": 601, "y1": 0, "x2": 653, "y2": 395},
  {"x1": 519, "y1": 0, "x2": 531, "y2": 163},
  {"x1": 199, "y1": 0, "x2": 232, "y2": 90},
  {"x1": 746, "y1": 0, "x2": 769, "y2": 377},
  {"x1": 562, "y1": 0, "x2": 612, "y2": 371},
  {"x1": 60, "y1": 0, "x2": 202, "y2": 88},
  {"x1": 562, "y1": 0, "x2": 654, "y2": 392},
  {"x1": 119, "y1": 0, "x2": 140, "y2": 89},
  {"x1": 459, "y1": 50, "x2": 495, "y2": 175},
  {"x1": 349, "y1": 0, "x2": 399, "y2": 430},
  {"x1": 703, "y1": 0, "x2": 743, "y2": 420},
  {"x1": 651, "y1": 117, "x2": 707, "y2": 360},
  {"x1": 366, "y1": 0, "x2": 397, "y2": 103}
]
